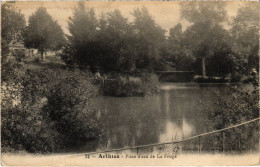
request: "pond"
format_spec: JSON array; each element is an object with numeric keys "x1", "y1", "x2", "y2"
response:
[
  {"x1": 95, "y1": 83, "x2": 230, "y2": 149},
  {"x1": 66, "y1": 83, "x2": 233, "y2": 153}
]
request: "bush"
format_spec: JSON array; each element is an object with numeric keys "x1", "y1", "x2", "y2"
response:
[
  {"x1": 1, "y1": 68, "x2": 102, "y2": 153},
  {"x1": 140, "y1": 73, "x2": 160, "y2": 95},
  {"x1": 12, "y1": 49, "x2": 26, "y2": 62},
  {"x1": 1, "y1": 49, "x2": 26, "y2": 82},
  {"x1": 103, "y1": 73, "x2": 159, "y2": 97},
  {"x1": 44, "y1": 76, "x2": 102, "y2": 144},
  {"x1": 1, "y1": 105, "x2": 62, "y2": 153},
  {"x1": 1, "y1": 80, "x2": 62, "y2": 153},
  {"x1": 204, "y1": 84, "x2": 259, "y2": 152},
  {"x1": 1, "y1": 58, "x2": 23, "y2": 83}
]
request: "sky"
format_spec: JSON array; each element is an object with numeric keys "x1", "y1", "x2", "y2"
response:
[{"x1": 13, "y1": 1, "x2": 251, "y2": 35}]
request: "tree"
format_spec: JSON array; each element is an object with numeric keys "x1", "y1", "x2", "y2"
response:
[
  {"x1": 62, "y1": 5, "x2": 166, "y2": 73},
  {"x1": 180, "y1": 2, "x2": 228, "y2": 78},
  {"x1": 23, "y1": 7, "x2": 64, "y2": 61},
  {"x1": 96, "y1": 9, "x2": 137, "y2": 72},
  {"x1": 230, "y1": 3, "x2": 259, "y2": 77},
  {"x1": 184, "y1": 23, "x2": 233, "y2": 78},
  {"x1": 167, "y1": 23, "x2": 195, "y2": 71},
  {"x1": 1, "y1": 2, "x2": 25, "y2": 57},
  {"x1": 167, "y1": 24, "x2": 183, "y2": 65},
  {"x1": 62, "y1": 4, "x2": 137, "y2": 72},
  {"x1": 132, "y1": 7, "x2": 166, "y2": 71},
  {"x1": 61, "y1": 2, "x2": 98, "y2": 70},
  {"x1": 1, "y1": 2, "x2": 26, "y2": 81}
]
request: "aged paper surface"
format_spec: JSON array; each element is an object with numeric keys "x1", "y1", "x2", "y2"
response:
[{"x1": 1, "y1": 0, "x2": 259, "y2": 166}]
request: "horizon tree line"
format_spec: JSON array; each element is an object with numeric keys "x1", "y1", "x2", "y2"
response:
[{"x1": 2, "y1": 1, "x2": 259, "y2": 80}]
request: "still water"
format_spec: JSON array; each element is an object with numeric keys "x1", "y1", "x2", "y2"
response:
[{"x1": 69, "y1": 83, "x2": 230, "y2": 153}]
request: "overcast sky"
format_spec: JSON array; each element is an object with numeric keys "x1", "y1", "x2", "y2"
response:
[{"x1": 14, "y1": 1, "x2": 249, "y2": 35}]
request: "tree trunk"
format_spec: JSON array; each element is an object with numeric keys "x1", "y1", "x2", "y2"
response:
[
  {"x1": 202, "y1": 57, "x2": 206, "y2": 78},
  {"x1": 41, "y1": 51, "x2": 45, "y2": 62}
]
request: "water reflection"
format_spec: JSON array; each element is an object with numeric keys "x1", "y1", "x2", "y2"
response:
[{"x1": 93, "y1": 83, "x2": 226, "y2": 151}]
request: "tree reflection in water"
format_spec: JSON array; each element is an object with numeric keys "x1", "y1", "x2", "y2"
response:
[{"x1": 93, "y1": 83, "x2": 224, "y2": 152}]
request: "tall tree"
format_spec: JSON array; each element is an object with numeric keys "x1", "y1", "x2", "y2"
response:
[
  {"x1": 132, "y1": 7, "x2": 166, "y2": 71},
  {"x1": 180, "y1": 2, "x2": 228, "y2": 78},
  {"x1": 23, "y1": 7, "x2": 64, "y2": 61},
  {"x1": 1, "y1": 2, "x2": 26, "y2": 81},
  {"x1": 96, "y1": 9, "x2": 136, "y2": 72},
  {"x1": 62, "y1": 2, "x2": 98, "y2": 70},
  {"x1": 230, "y1": 2, "x2": 259, "y2": 77}
]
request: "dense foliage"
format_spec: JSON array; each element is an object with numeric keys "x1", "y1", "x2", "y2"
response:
[
  {"x1": 230, "y1": 3, "x2": 259, "y2": 77},
  {"x1": 180, "y1": 2, "x2": 232, "y2": 78},
  {"x1": 44, "y1": 75, "x2": 102, "y2": 143},
  {"x1": 204, "y1": 81, "x2": 259, "y2": 152},
  {"x1": 2, "y1": 69, "x2": 102, "y2": 153},
  {"x1": 1, "y1": 2, "x2": 26, "y2": 82},
  {"x1": 62, "y1": 3, "x2": 166, "y2": 73},
  {"x1": 103, "y1": 73, "x2": 159, "y2": 97}
]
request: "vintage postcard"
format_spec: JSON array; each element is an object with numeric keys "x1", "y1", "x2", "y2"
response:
[{"x1": 1, "y1": 0, "x2": 259, "y2": 166}]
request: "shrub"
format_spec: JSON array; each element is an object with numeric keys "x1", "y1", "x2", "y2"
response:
[
  {"x1": 21, "y1": 69, "x2": 97, "y2": 104},
  {"x1": 1, "y1": 105, "x2": 62, "y2": 153},
  {"x1": 1, "y1": 49, "x2": 26, "y2": 82},
  {"x1": 1, "y1": 72, "x2": 52, "y2": 153},
  {"x1": 204, "y1": 84, "x2": 259, "y2": 152},
  {"x1": 12, "y1": 49, "x2": 26, "y2": 62},
  {"x1": 44, "y1": 76, "x2": 102, "y2": 145},
  {"x1": 140, "y1": 73, "x2": 160, "y2": 95},
  {"x1": 103, "y1": 73, "x2": 159, "y2": 97},
  {"x1": 2, "y1": 68, "x2": 102, "y2": 153},
  {"x1": 1, "y1": 81, "x2": 62, "y2": 153},
  {"x1": 1, "y1": 58, "x2": 23, "y2": 83}
]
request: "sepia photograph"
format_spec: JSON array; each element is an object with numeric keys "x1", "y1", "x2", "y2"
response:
[{"x1": 1, "y1": 0, "x2": 259, "y2": 166}]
